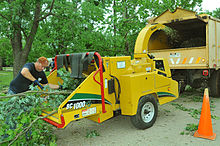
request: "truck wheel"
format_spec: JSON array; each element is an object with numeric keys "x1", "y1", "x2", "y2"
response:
[
  {"x1": 208, "y1": 70, "x2": 220, "y2": 97},
  {"x1": 179, "y1": 80, "x2": 186, "y2": 94},
  {"x1": 191, "y1": 79, "x2": 202, "y2": 89},
  {"x1": 131, "y1": 95, "x2": 158, "y2": 129}
]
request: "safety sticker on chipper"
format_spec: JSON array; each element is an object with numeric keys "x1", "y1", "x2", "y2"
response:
[{"x1": 82, "y1": 107, "x2": 97, "y2": 117}]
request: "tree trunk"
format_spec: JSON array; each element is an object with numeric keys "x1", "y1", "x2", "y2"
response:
[
  {"x1": 11, "y1": 28, "x2": 24, "y2": 77},
  {"x1": 12, "y1": 46, "x2": 27, "y2": 78},
  {"x1": 11, "y1": 1, "x2": 41, "y2": 78},
  {"x1": 0, "y1": 1, "x2": 55, "y2": 78}
]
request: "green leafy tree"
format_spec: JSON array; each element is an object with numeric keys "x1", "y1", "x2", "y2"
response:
[
  {"x1": 0, "y1": 0, "x2": 55, "y2": 77},
  {"x1": 103, "y1": 0, "x2": 203, "y2": 56},
  {"x1": 199, "y1": 8, "x2": 220, "y2": 19},
  {"x1": 212, "y1": 8, "x2": 220, "y2": 19},
  {"x1": 0, "y1": 0, "x2": 204, "y2": 78},
  {"x1": 105, "y1": 0, "x2": 149, "y2": 55},
  {"x1": 146, "y1": 0, "x2": 203, "y2": 16},
  {"x1": 29, "y1": 0, "x2": 107, "y2": 58},
  {"x1": 32, "y1": 1, "x2": 79, "y2": 56},
  {"x1": 209, "y1": 8, "x2": 220, "y2": 19},
  {"x1": 0, "y1": 38, "x2": 13, "y2": 69}
]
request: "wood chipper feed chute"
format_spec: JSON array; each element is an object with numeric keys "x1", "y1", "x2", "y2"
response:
[{"x1": 42, "y1": 52, "x2": 111, "y2": 128}]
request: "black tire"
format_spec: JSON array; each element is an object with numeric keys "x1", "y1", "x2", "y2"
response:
[
  {"x1": 208, "y1": 70, "x2": 220, "y2": 97},
  {"x1": 179, "y1": 80, "x2": 186, "y2": 94},
  {"x1": 191, "y1": 79, "x2": 202, "y2": 89},
  {"x1": 130, "y1": 94, "x2": 158, "y2": 130}
]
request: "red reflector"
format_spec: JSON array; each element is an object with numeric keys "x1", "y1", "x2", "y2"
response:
[{"x1": 203, "y1": 70, "x2": 209, "y2": 76}]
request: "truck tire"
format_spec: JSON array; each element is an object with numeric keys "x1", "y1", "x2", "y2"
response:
[
  {"x1": 179, "y1": 80, "x2": 186, "y2": 94},
  {"x1": 131, "y1": 95, "x2": 158, "y2": 129},
  {"x1": 208, "y1": 70, "x2": 220, "y2": 97}
]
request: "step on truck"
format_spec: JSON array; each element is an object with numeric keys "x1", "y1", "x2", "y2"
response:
[
  {"x1": 144, "y1": 7, "x2": 220, "y2": 97},
  {"x1": 42, "y1": 25, "x2": 179, "y2": 129}
]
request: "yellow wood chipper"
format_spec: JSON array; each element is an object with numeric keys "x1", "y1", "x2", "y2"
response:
[{"x1": 42, "y1": 24, "x2": 179, "y2": 129}]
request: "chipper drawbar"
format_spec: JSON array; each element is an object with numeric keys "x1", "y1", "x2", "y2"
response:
[{"x1": 42, "y1": 24, "x2": 179, "y2": 129}]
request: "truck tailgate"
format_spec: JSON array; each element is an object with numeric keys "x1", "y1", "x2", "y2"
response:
[{"x1": 150, "y1": 46, "x2": 208, "y2": 69}]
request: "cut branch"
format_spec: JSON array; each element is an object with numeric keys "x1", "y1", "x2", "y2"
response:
[
  {"x1": 0, "y1": 90, "x2": 72, "y2": 99},
  {"x1": 8, "y1": 110, "x2": 58, "y2": 146}
]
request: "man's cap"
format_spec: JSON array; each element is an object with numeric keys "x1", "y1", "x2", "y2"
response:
[{"x1": 37, "y1": 57, "x2": 49, "y2": 66}]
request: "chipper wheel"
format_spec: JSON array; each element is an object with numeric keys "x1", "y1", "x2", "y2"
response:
[{"x1": 131, "y1": 94, "x2": 158, "y2": 129}]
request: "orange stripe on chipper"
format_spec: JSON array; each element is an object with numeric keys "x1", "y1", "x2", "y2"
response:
[
  {"x1": 196, "y1": 57, "x2": 201, "y2": 64},
  {"x1": 182, "y1": 58, "x2": 187, "y2": 64}
]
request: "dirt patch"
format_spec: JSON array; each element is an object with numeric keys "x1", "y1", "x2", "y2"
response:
[{"x1": 54, "y1": 90, "x2": 220, "y2": 145}]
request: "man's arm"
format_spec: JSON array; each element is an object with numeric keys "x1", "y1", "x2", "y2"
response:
[
  {"x1": 42, "y1": 83, "x2": 59, "y2": 89},
  {"x1": 21, "y1": 67, "x2": 36, "y2": 81},
  {"x1": 21, "y1": 67, "x2": 44, "y2": 89},
  {"x1": 21, "y1": 67, "x2": 61, "y2": 90}
]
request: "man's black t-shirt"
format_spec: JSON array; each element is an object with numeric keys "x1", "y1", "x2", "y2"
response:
[{"x1": 10, "y1": 63, "x2": 48, "y2": 93}]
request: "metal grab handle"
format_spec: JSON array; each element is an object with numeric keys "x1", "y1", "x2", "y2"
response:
[
  {"x1": 43, "y1": 114, "x2": 65, "y2": 128},
  {"x1": 54, "y1": 55, "x2": 58, "y2": 70},
  {"x1": 93, "y1": 52, "x2": 106, "y2": 113}
]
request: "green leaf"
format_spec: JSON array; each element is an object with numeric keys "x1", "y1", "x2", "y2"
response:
[
  {"x1": 49, "y1": 140, "x2": 57, "y2": 146},
  {"x1": 6, "y1": 129, "x2": 14, "y2": 135},
  {"x1": 86, "y1": 130, "x2": 100, "y2": 138},
  {"x1": 0, "y1": 114, "x2": 3, "y2": 120},
  {"x1": 0, "y1": 129, "x2": 4, "y2": 136},
  {"x1": 21, "y1": 116, "x2": 28, "y2": 124}
]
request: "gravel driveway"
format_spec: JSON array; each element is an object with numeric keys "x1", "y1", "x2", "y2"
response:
[{"x1": 55, "y1": 89, "x2": 220, "y2": 146}]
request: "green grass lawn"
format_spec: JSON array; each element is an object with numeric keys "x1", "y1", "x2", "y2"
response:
[
  {"x1": 0, "y1": 70, "x2": 13, "y2": 90},
  {"x1": 0, "y1": 70, "x2": 51, "y2": 90}
]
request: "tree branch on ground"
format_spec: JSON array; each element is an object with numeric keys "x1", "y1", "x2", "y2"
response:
[
  {"x1": 0, "y1": 90, "x2": 72, "y2": 99},
  {"x1": 0, "y1": 110, "x2": 57, "y2": 146}
]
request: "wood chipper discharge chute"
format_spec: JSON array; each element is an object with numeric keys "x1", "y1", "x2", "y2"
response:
[{"x1": 42, "y1": 25, "x2": 179, "y2": 130}]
